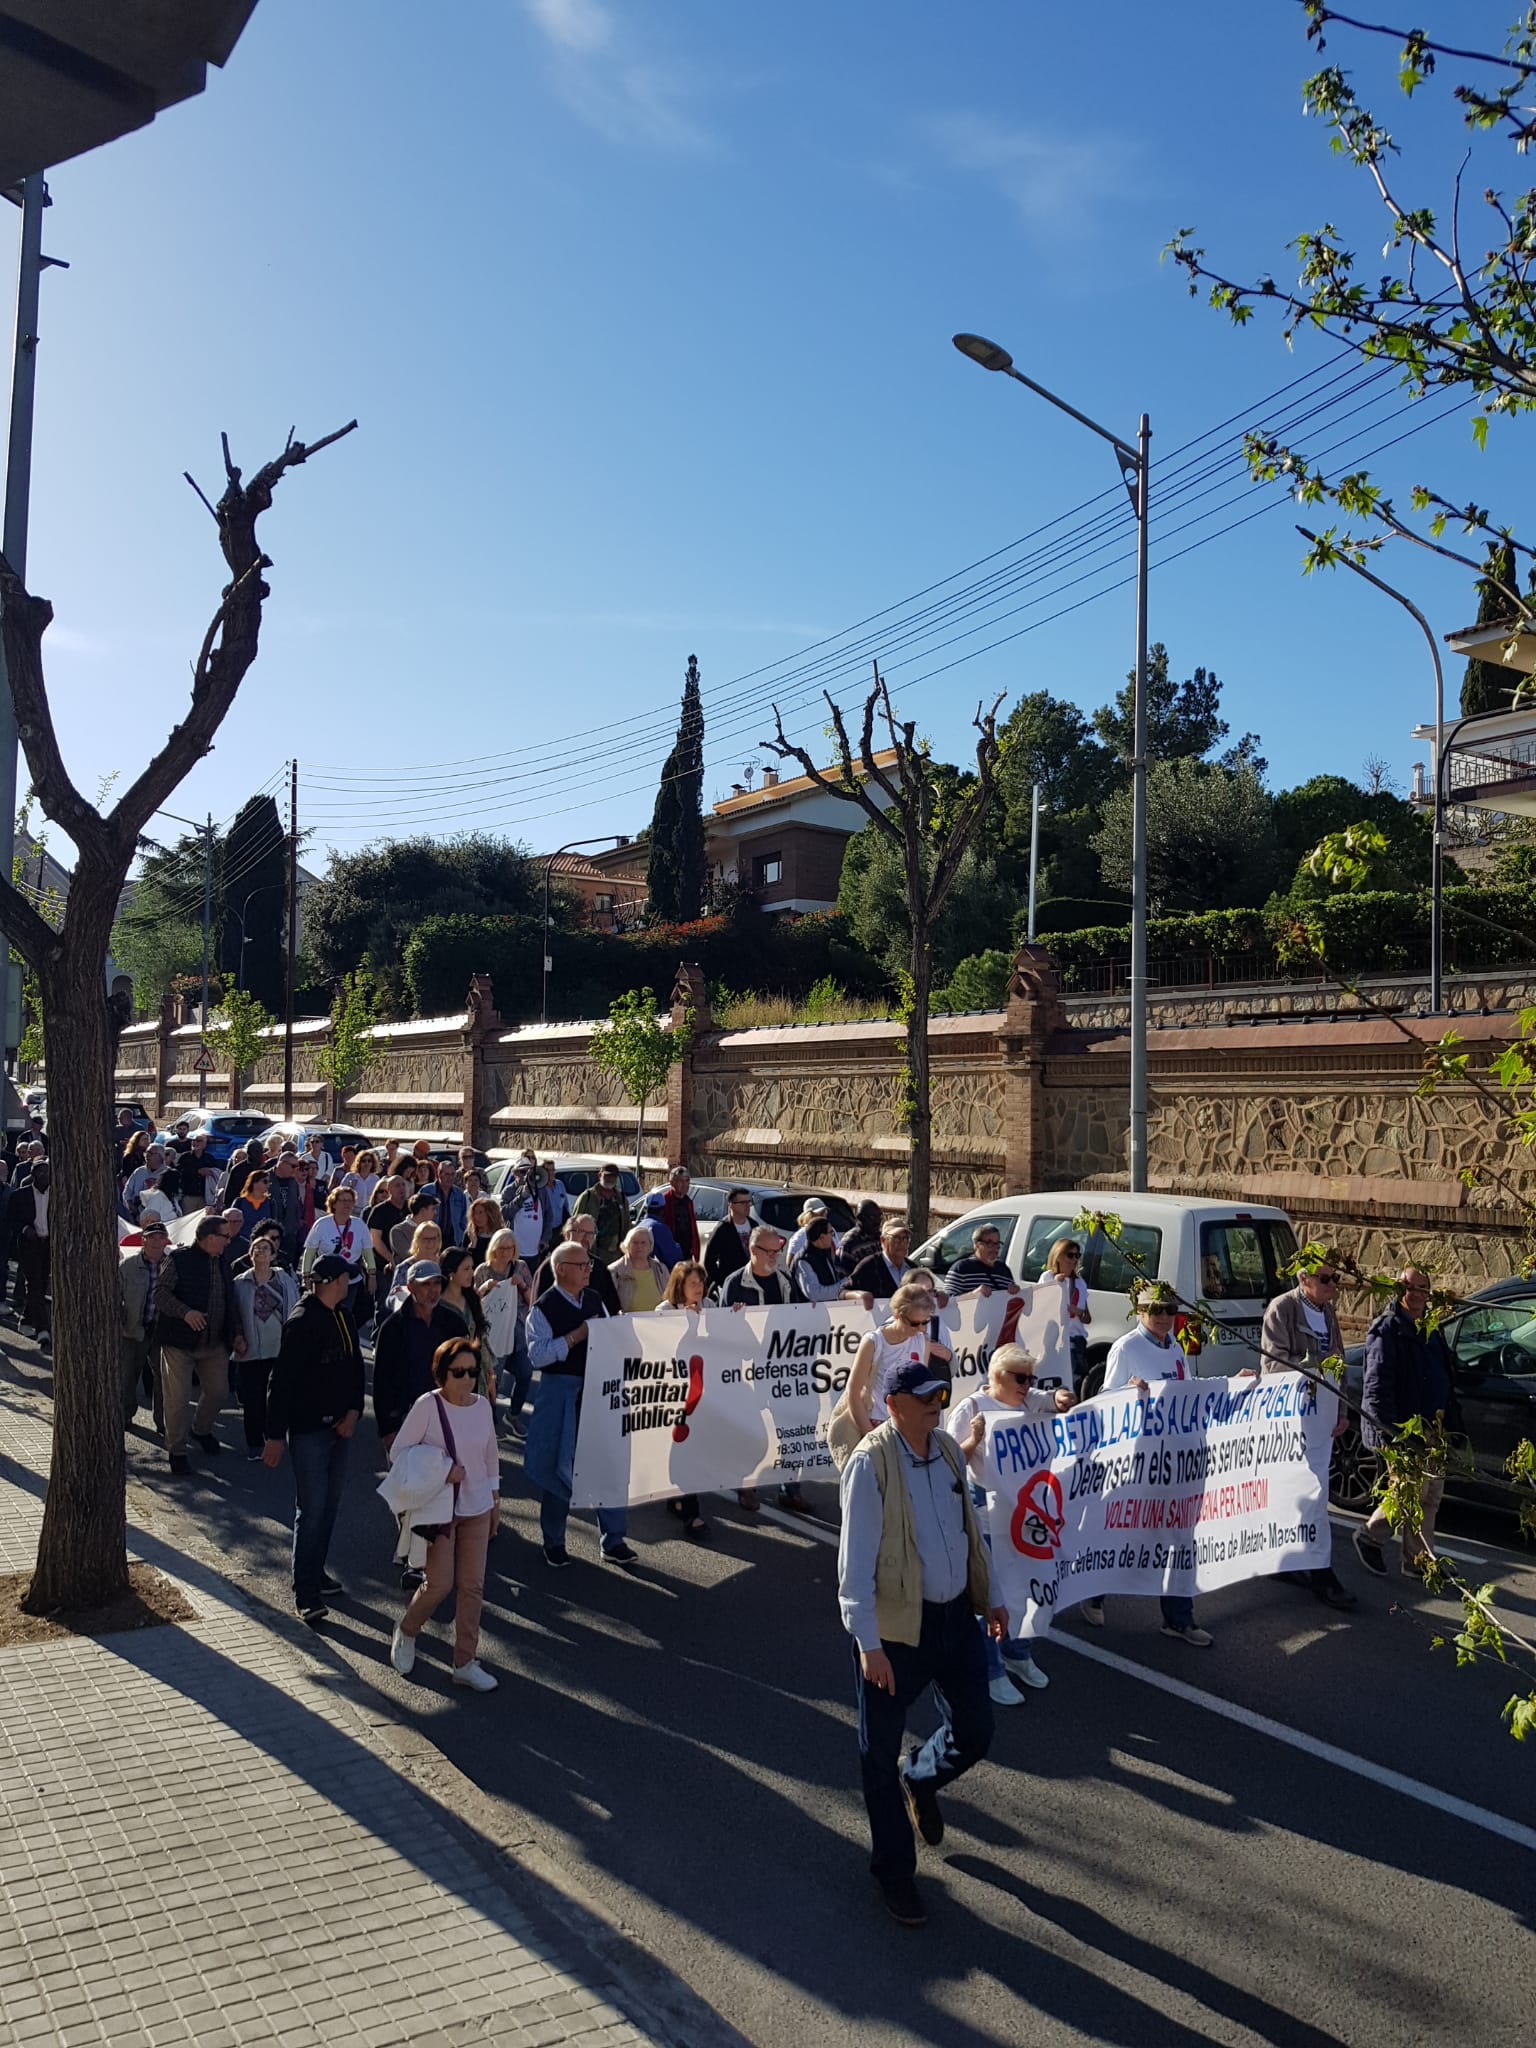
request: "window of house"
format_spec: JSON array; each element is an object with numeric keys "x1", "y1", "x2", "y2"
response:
[
  {"x1": 755, "y1": 853, "x2": 783, "y2": 888},
  {"x1": 594, "y1": 893, "x2": 613, "y2": 914}
]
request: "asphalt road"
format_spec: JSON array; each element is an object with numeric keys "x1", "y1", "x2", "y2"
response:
[{"x1": 12, "y1": 1334, "x2": 1536, "y2": 2047}]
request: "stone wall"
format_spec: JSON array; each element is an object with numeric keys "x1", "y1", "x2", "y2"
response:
[{"x1": 107, "y1": 955, "x2": 1536, "y2": 1297}]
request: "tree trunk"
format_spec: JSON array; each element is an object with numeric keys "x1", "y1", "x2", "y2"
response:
[
  {"x1": 23, "y1": 886, "x2": 129, "y2": 1611},
  {"x1": 906, "y1": 919, "x2": 933, "y2": 1243},
  {"x1": 635, "y1": 1091, "x2": 646, "y2": 1178}
]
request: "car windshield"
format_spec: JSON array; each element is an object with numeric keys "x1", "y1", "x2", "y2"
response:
[
  {"x1": 758, "y1": 1193, "x2": 856, "y2": 1234},
  {"x1": 1199, "y1": 1220, "x2": 1299, "y2": 1303},
  {"x1": 1449, "y1": 1301, "x2": 1536, "y2": 1375},
  {"x1": 214, "y1": 1116, "x2": 272, "y2": 1139}
]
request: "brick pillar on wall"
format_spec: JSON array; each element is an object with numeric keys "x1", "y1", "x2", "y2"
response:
[
  {"x1": 462, "y1": 973, "x2": 502, "y2": 1150},
  {"x1": 999, "y1": 945, "x2": 1065, "y2": 1195},
  {"x1": 667, "y1": 962, "x2": 710, "y2": 1171}
]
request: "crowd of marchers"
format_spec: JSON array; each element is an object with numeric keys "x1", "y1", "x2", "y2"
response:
[{"x1": 7, "y1": 1117, "x2": 1453, "y2": 1926}]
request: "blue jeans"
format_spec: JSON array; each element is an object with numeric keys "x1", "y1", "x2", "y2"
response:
[
  {"x1": 523, "y1": 1370, "x2": 627, "y2": 1553},
  {"x1": 497, "y1": 1336, "x2": 533, "y2": 1417},
  {"x1": 290, "y1": 1427, "x2": 350, "y2": 1605}
]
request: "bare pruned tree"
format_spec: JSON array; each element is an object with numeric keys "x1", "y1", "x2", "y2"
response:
[
  {"x1": 1361, "y1": 753, "x2": 1395, "y2": 797},
  {"x1": 764, "y1": 661, "x2": 1005, "y2": 1239},
  {"x1": 0, "y1": 420, "x2": 355, "y2": 1613}
]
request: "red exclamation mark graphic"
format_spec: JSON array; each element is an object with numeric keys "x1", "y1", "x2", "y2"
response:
[
  {"x1": 672, "y1": 1355, "x2": 705, "y2": 1443},
  {"x1": 997, "y1": 1294, "x2": 1025, "y2": 1347}
]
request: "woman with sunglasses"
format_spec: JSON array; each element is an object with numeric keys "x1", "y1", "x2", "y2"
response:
[
  {"x1": 1093, "y1": 1284, "x2": 1212, "y2": 1646},
  {"x1": 388, "y1": 1336, "x2": 501, "y2": 1692},
  {"x1": 656, "y1": 1261, "x2": 711, "y2": 1539},
  {"x1": 1045, "y1": 1238, "x2": 1091, "y2": 1387},
  {"x1": 847, "y1": 1279, "x2": 952, "y2": 1439},
  {"x1": 949, "y1": 1342, "x2": 1074, "y2": 1703},
  {"x1": 1256, "y1": 1249, "x2": 1356, "y2": 1611}
]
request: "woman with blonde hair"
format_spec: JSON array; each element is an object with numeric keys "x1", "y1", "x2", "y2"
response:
[
  {"x1": 846, "y1": 1278, "x2": 951, "y2": 1438},
  {"x1": 1045, "y1": 1238, "x2": 1090, "y2": 1386},
  {"x1": 610, "y1": 1223, "x2": 669, "y2": 1312},
  {"x1": 343, "y1": 1147, "x2": 382, "y2": 1210}
]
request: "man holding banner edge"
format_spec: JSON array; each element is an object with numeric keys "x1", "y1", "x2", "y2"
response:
[{"x1": 837, "y1": 1359, "x2": 1006, "y2": 1928}]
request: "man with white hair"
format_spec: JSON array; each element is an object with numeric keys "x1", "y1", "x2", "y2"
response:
[{"x1": 524, "y1": 1239, "x2": 634, "y2": 1569}]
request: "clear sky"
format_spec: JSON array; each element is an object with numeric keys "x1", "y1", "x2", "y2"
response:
[{"x1": 12, "y1": 0, "x2": 1527, "y2": 875}]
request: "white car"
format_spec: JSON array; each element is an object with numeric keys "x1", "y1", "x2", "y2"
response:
[{"x1": 912, "y1": 1190, "x2": 1299, "y2": 1392}]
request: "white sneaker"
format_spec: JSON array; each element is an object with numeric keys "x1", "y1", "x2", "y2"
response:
[
  {"x1": 452, "y1": 1659, "x2": 498, "y2": 1692},
  {"x1": 1003, "y1": 1651, "x2": 1049, "y2": 1689},
  {"x1": 988, "y1": 1675, "x2": 1024, "y2": 1707},
  {"x1": 1081, "y1": 1602, "x2": 1106, "y2": 1628},
  {"x1": 1160, "y1": 1623, "x2": 1214, "y2": 1648},
  {"x1": 390, "y1": 1625, "x2": 416, "y2": 1676}
]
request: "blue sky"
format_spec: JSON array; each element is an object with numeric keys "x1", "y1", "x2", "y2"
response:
[{"x1": 13, "y1": 0, "x2": 1528, "y2": 873}]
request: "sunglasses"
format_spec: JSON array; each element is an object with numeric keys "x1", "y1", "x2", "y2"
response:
[
  {"x1": 445, "y1": 1363, "x2": 477, "y2": 1380},
  {"x1": 1313, "y1": 1273, "x2": 1339, "y2": 1286},
  {"x1": 910, "y1": 1386, "x2": 950, "y2": 1408},
  {"x1": 1146, "y1": 1304, "x2": 1176, "y2": 1316},
  {"x1": 1007, "y1": 1370, "x2": 1035, "y2": 1386}
]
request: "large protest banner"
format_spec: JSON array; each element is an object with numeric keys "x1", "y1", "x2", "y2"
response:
[
  {"x1": 570, "y1": 1282, "x2": 1074, "y2": 1507},
  {"x1": 982, "y1": 1371, "x2": 1335, "y2": 1636}
]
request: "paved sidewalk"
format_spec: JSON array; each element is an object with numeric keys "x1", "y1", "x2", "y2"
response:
[{"x1": 0, "y1": 1385, "x2": 677, "y2": 2048}]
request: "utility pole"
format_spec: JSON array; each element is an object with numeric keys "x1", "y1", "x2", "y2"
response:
[
  {"x1": 1026, "y1": 783, "x2": 1041, "y2": 944},
  {"x1": 0, "y1": 175, "x2": 65, "y2": 1075},
  {"x1": 197, "y1": 813, "x2": 214, "y2": 1107},
  {"x1": 284, "y1": 759, "x2": 297, "y2": 1119}
]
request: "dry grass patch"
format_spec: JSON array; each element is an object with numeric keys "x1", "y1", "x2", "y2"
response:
[{"x1": 0, "y1": 1563, "x2": 195, "y2": 1647}]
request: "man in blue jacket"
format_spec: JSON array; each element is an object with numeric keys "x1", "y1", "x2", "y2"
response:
[{"x1": 1354, "y1": 1269, "x2": 1460, "y2": 1578}]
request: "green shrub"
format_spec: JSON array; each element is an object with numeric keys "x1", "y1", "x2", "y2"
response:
[{"x1": 939, "y1": 949, "x2": 1014, "y2": 1012}]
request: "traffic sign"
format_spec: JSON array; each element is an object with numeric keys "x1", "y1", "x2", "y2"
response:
[{"x1": 192, "y1": 1048, "x2": 216, "y2": 1074}]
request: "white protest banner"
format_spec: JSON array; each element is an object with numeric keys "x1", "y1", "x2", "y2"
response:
[
  {"x1": 570, "y1": 1303, "x2": 868, "y2": 1508},
  {"x1": 938, "y1": 1278, "x2": 1074, "y2": 1394},
  {"x1": 569, "y1": 1282, "x2": 1078, "y2": 1508},
  {"x1": 982, "y1": 1371, "x2": 1335, "y2": 1635}
]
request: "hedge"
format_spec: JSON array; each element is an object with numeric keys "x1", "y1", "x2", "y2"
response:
[
  {"x1": 401, "y1": 907, "x2": 888, "y2": 1020},
  {"x1": 1037, "y1": 887, "x2": 1536, "y2": 989}
]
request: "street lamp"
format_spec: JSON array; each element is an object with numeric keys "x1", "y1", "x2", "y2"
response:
[
  {"x1": 153, "y1": 806, "x2": 217, "y2": 1107},
  {"x1": 541, "y1": 837, "x2": 627, "y2": 1025},
  {"x1": 953, "y1": 333, "x2": 1153, "y2": 1192},
  {"x1": 233, "y1": 882, "x2": 282, "y2": 991},
  {"x1": 1296, "y1": 527, "x2": 1445, "y2": 1013}
]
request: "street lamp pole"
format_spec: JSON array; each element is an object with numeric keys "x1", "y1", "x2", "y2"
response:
[
  {"x1": 233, "y1": 882, "x2": 281, "y2": 991},
  {"x1": 953, "y1": 334, "x2": 1151, "y2": 1190},
  {"x1": 1295, "y1": 528, "x2": 1445, "y2": 1013},
  {"x1": 541, "y1": 837, "x2": 626, "y2": 1026}
]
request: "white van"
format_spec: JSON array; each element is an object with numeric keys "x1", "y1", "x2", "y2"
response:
[{"x1": 912, "y1": 1191, "x2": 1299, "y2": 1393}]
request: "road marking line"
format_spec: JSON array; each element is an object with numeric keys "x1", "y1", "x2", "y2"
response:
[
  {"x1": 777, "y1": 1493, "x2": 1534, "y2": 1848},
  {"x1": 1050, "y1": 1632, "x2": 1536, "y2": 1853}
]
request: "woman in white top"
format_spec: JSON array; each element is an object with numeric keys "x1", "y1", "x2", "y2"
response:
[
  {"x1": 949, "y1": 1341, "x2": 1075, "y2": 1702},
  {"x1": 847, "y1": 1279, "x2": 951, "y2": 1436},
  {"x1": 303, "y1": 1185, "x2": 377, "y2": 1326},
  {"x1": 341, "y1": 1148, "x2": 382, "y2": 1212},
  {"x1": 388, "y1": 1336, "x2": 501, "y2": 1691},
  {"x1": 1045, "y1": 1237, "x2": 1091, "y2": 1387},
  {"x1": 1089, "y1": 1286, "x2": 1211, "y2": 1646}
]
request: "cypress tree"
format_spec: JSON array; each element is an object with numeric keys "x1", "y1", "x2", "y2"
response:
[
  {"x1": 647, "y1": 654, "x2": 707, "y2": 923},
  {"x1": 1460, "y1": 545, "x2": 1520, "y2": 716}
]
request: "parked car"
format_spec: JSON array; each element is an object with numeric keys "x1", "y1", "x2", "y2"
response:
[
  {"x1": 1329, "y1": 1275, "x2": 1536, "y2": 1516},
  {"x1": 911, "y1": 1191, "x2": 1299, "y2": 1394},
  {"x1": 172, "y1": 1110, "x2": 277, "y2": 1168},
  {"x1": 650, "y1": 1178, "x2": 859, "y2": 1254},
  {"x1": 486, "y1": 1154, "x2": 643, "y2": 1209},
  {"x1": 113, "y1": 1099, "x2": 151, "y2": 1134}
]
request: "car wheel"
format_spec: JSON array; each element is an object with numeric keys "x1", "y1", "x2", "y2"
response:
[
  {"x1": 1079, "y1": 1354, "x2": 1108, "y2": 1400},
  {"x1": 1329, "y1": 1418, "x2": 1379, "y2": 1513}
]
